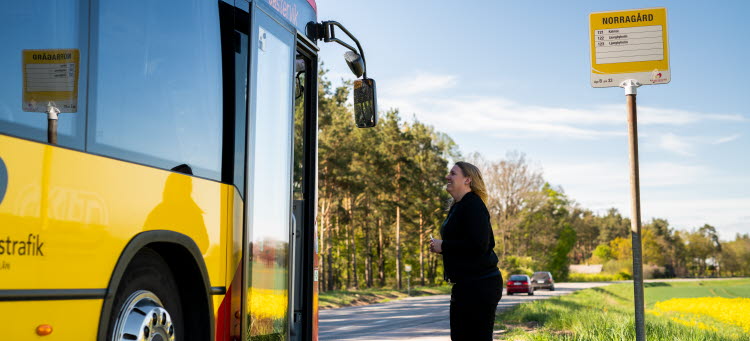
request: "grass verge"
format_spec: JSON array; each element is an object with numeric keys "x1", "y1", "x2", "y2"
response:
[
  {"x1": 318, "y1": 285, "x2": 452, "y2": 309},
  {"x1": 495, "y1": 279, "x2": 750, "y2": 340}
]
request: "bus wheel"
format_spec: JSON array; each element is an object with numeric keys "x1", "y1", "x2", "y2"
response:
[{"x1": 109, "y1": 249, "x2": 183, "y2": 341}]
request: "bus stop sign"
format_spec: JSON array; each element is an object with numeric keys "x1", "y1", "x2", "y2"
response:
[{"x1": 589, "y1": 8, "x2": 669, "y2": 87}]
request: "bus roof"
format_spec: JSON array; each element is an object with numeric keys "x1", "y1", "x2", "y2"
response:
[{"x1": 266, "y1": 0, "x2": 317, "y2": 34}]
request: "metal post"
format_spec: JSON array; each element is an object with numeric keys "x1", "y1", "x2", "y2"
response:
[
  {"x1": 621, "y1": 79, "x2": 646, "y2": 341},
  {"x1": 46, "y1": 103, "x2": 60, "y2": 145}
]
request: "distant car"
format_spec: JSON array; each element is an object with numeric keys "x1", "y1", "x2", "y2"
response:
[
  {"x1": 506, "y1": 274, "x2": 534, "y2": 295},
  {"x1": 531, "y1": 271, "x2": 555, "y2": 291}
]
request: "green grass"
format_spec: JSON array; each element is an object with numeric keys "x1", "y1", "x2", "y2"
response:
[
  {"x1": 318, "y1": 285, "x2": 451, "y2": 309},
  {"x1": 643, "y1": 280, "x2": 750, "y2": 303},
  {"x1": 495, "y1": 279, "x2": 750, "y2": 340}
]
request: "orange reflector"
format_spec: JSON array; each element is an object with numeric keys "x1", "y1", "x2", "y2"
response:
[{"x1": 36, "y1": 324, "x2": 53, "y2": 336}]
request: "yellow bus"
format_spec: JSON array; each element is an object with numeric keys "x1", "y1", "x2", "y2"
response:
[{"x1": 0, "y1": 0, "x2": 376, "y2": 339}]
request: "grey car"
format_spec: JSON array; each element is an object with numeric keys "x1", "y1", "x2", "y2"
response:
[{"x1": 531, "y1": 271, "x2": 555, "y2": 291}]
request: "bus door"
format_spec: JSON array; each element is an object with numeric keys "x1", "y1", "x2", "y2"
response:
[
  {"x1": 243, "y1": 2, "x2": 296, "y2": 340},
  {"x1": 291, "y1": 38, "x2": 319, "y2": 341}
]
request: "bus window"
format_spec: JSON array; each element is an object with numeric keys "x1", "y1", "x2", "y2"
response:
[
  {"x1": 219, "y1": 2, "x2": 250, "y2": 194},
  {"x1": 0, "y1": 0, "x2": 89, "y2": 149},
  {"x1": 233, "y1": 31, "x2": 249, "y2": 193},
  {"x1": 87, "y1": 0, "x2": 223, "y2": 180}
]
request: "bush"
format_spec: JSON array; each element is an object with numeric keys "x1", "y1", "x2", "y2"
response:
[
  {"x1": 501, "y1": 256, "x2": 537, "y2": 277},
  {"x1": 603, "y1": 259, "x2": 633, "y2": 275},
  {"x1": 591, "y1": 244, "x2": 615, "y2": 263},
  {"x1": 568, "y1": 273, "x2": 618, "y2": 282},
  {"x1": 643, "y1": 264, "x2": 667, "y2": 279}
]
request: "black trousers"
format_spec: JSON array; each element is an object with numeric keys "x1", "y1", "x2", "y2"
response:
[{"x1": 449, "y1": 274, "x2": 503, "y2": 341}]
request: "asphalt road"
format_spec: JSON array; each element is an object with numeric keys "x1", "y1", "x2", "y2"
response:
[{"x1": 318, "y1": 282, "x2": 614, "y2": 341}]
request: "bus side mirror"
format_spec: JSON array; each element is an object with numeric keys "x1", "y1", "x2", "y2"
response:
[
  {"x1": 354, "y1": 78, "x2": 377, "y2": 128},
  {"x1": 309, "y1": 21, "x2": 377, "y2": 128}
]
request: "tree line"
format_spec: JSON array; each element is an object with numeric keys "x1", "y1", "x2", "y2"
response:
[{"x1": 313, "y1": 70, "x2": 750, "y2": 291}]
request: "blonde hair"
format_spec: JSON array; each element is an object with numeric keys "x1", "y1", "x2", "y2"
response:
[{"x1": 455, "y1": 161, "x2": 488, "y2": 205}]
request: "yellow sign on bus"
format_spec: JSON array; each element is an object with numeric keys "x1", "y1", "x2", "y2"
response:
[
  {"x1": 22, "y1": 49, "x2": 80, "y2": 113},
  {"x1": 589, "y1": 8, "x2": 669, "y2": 87}
]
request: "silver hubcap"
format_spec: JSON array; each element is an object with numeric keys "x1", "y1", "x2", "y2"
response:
[{"x1": 111, "y1": 290, "x2": 175, "y2": 341}]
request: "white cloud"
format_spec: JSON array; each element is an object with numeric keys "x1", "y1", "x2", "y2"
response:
[
  {"x1": 384, "y1": 96, "x2": 625, "y2": 139},
  {"x1": 380, "y1": 72, "x2": 748, "y2": 140},
  {"x1": 381, "y1": 73, "x2": 458, "y2": 97},
  {"x1": 658, "y1": 133, "x2": 693, "y2": 156},
  {"x1": 543, "y1": 161, "x2": 707, "y2": 193},
  {"x1": 713, "y1": 134, "x2": 741, "y2": 145}
]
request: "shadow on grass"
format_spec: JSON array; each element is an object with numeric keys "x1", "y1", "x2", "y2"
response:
[
  {"x1": 541, "y1": 287, "x2": 577, "y2": 293},
  {"x1": 498, "y1": 296, "x2": 588, "y2": 325},
  {"x1": 589, "y1": 287, "x2": 631, "y2": 302}
]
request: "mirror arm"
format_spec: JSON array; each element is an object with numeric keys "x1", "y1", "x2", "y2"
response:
[
  {"x1": 326, "y1": 37, "x2": 357, "y2": 57},
  {"x1": 321, "y1": 21, "x2": 368, "y2": 79}
]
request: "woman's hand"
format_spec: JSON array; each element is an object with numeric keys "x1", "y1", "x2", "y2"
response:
[{"x1": 429, "y1": 238, "x2": 443, "y2": 254}]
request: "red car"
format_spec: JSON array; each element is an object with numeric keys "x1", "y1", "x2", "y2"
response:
[{"x1": 506, "y1": 274, "x2": 534, "y2": 295}]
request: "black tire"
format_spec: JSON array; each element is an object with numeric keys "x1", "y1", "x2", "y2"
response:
[{"x1": 108, "y1": 248, "x2": 184, "y2": 341}]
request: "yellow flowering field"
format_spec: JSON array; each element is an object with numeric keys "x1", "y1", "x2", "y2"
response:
[
  {"x1": 249, "y1": 287, "x2": 288, "y2": 320},
  {"x1": 650, "y1": 297, "x2": 750, "y2": 333},
  {"x1": 248, "y1": 288, "x2": 288, "y2": 338}
]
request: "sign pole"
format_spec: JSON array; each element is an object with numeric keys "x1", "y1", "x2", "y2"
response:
[
  {"x1": 591, "y1": 7, "x2": 668, "y2": 340},
  {"x1": 621, "y1": 79, "x2": 646, "y2": 341},
  {"x1": 46, "y1": 103, "x2": 60, "y2": 145}
]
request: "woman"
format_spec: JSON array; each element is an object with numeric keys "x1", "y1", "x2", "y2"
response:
[{"x1": 430, "y1": 161, "x2": 502, "y2": 341}]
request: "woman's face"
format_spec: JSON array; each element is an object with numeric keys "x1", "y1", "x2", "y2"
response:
[{"x1": 445, "y1": 165, "x2": 470, "y2": 196}]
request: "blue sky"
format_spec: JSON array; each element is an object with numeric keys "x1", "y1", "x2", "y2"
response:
[{"x1": 316, "y1": 0, "x2": 749, "y2": 241}]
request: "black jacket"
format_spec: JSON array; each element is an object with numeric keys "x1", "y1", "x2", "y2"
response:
[{"x1": 440, "y1": 191, "x2": 499, "y2": 283}]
